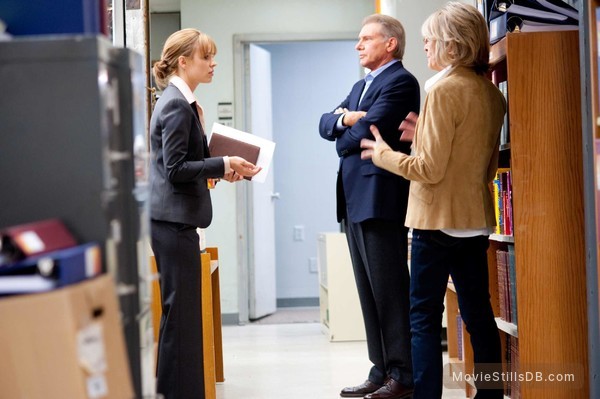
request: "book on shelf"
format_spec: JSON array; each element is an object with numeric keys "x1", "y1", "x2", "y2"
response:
[
  {"x1": 456, "y1": 314, "x2": 463, "y2": 361},
  {"x1": 504, "y1": 334, "x2": 512, "y2": 396},
  {"x1": 502, "y1": 334, "x2": 521, "y2": 397},
  {"x1": 493, "y1": 174, "x2": 501, "y2": 234},
  {"x1": 492, "y1": 168, "x2": 513, "y2": 236},
  {"x1": 496, "y1": 249, "x2": 509, "y2": 321},
  {"x1": 510, "y1": 335, "x2": 520, "y2": 398},
  {"x1": 493, "y1": 172, "x2": 504, "y2": 234},
  {"x1": 507, "y1": 244, "x2": 518, "y2": 324},
  {"x1": 501, "y1": 178, "x2": 509, "y2": 235},
  {"x1": 503, "y1": 170, "x2": 513, "y2": 236},
  {"x1": 504, "y1": 250, "x2": 511, "y2": 320},
  {"x1": 496, "y1": 246, "x2": 518, "y2": 325},
  {"x1": 498, "y1": 81, "x2": 510, "y2": 146}
]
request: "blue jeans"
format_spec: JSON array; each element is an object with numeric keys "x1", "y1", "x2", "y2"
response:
[{"x1": 410, "y1": 229, "x2": 502, "y2": 399}]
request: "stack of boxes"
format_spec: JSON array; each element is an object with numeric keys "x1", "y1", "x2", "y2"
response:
[{"x1": 0, "y1": 219, "x2": 133, "y2": 398}]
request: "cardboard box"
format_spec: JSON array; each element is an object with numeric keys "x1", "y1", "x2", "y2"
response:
[{"x1": 0, "y1": 274, "x2": 134, "y2": 399}]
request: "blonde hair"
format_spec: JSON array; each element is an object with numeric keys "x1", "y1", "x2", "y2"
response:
[
  {"x1": 362, "y1": 14, "x2": 406, "y2": 61},
  {"x1": 152, "y1": 28, "x2": 217, "y2": 90},
  {"x1": 421, "y1": 2, "x2": 490, "y2": 74}
]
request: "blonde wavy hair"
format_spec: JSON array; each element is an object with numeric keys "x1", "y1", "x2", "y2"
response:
[
  {"x1": 421, "y1": 2, "x2": 490, "y2": 74},
  {"x1": 152, "y1": 28, "x2": 217, "y2": 90}
]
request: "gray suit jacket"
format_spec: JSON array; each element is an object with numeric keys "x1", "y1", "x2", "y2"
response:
[{"x1": 149, "y1": 84, "x2": 225, "y2": 228}]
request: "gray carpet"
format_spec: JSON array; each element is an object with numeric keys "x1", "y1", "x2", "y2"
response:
[{"x1": 250, "y1": 306, "x2": 320, "y2": 325}]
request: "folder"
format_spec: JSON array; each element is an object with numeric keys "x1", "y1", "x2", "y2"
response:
[
  {"x1": 507, "y1": 15, "x2": 577, "y2": 33},
  {"x1": 0, "y1": 275, "x2": 55, "y2": 294},
  {"x1": 490, "y1": 12, "x2": 577, "y2": 43},
  {"x1": 209, "y1": 122, "x2": 276, "y2": 183},
  {"x1": 0, "y1": 219, "x2": 77, "y2": 266},
  {"x1": 490, "y1": 0, "x2": 576, "y2": 20},
  {"x1": 529, "y1": 0, "x2": 578, "y2": 19},
  {"x1": 209, "y1": 132, "x2": 261, "y2": 181},
  {"x1": 489, "y1": 0, "x2": 578, "y2": 43},
  {"x1": 0, "y1": 242, "x2": 102, "y2": 294}
]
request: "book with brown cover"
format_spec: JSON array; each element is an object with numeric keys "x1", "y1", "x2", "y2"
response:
[{"x1": 209, "y1": 132, "x2": 261, "y2": 180}]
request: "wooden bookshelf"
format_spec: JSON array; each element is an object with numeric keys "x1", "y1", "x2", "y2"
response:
[
  {"x1": 489, "y1": 234, "x2": 514, "y2": 243},
  {"x1": 583, "y1": 1, "x2": 600, "y2": 398},
  {"x1": 494, "y1": 317, "x2": 518, "y2": 338},
  {"x1": 445, "y1": 31, "x2": 589, "y2": 399},
  {"x1": 588, "y1": 1, "x2": 600, "y2": 138},
  {"x1": 509, "y1": 30, "x2": 587, "y2": 398}
]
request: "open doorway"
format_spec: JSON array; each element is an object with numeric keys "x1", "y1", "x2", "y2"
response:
[{"x1": 234, "y1": 34, "x2": 362, "y2": 323}]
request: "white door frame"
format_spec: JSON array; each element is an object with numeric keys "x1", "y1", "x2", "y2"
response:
[{"x1": 232, "y1": 31, "x2": 356, "y2": 324}]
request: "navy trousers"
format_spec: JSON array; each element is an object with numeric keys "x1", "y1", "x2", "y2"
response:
[
  {"x1": 345, "y1": 218, "x2": 413, "y2": 387},
  {"x1": 410, "y1": 229, "x2": 502, "y2": 399}
]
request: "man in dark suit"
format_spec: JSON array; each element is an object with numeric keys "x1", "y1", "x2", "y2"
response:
[{"x1": 319, "y1": 14, "x2": 419, "y2": 399}]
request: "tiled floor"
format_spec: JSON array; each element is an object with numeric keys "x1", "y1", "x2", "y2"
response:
[{"x1": 216, "y1": 321, "x2": 468, "y2": 398}]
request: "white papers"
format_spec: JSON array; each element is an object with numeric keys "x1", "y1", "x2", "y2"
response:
[
  {"x1": 0, "y1": 275, "x2": 56, "y2": 294},
  {"x1": 210, "y1": 122, "x2": 275, "y2": 183},
  {"x1": 517, "y1": 19, "x2": 578, "y2": 32},
  {"x1": 536, "y1": 0, "x2": 578, "y2": 19},
  {"x1": 507, "y1": 4, "x2": 568, "y2": 21}
]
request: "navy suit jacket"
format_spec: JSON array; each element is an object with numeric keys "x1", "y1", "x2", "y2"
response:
[
  {"x1": 319, "y1": 61, "x2": 420, "y2": 223},
  {"x1": 149, "y1": 84, "x2": 225, "y2": 228}
]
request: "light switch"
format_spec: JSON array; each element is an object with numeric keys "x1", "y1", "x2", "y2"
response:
[
  {"x1": 308, "y1": 257, "x2": 318, "y2": 273},
  {"x1": 293, "y1": 225, "x2": 305, "y2": 241}
]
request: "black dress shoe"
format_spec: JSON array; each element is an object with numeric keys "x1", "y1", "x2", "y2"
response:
[
  {"x1": 364, "y1": 378, "x2": 413, "y2": 399},
  {"x1": 340, "y1": 380, "x2": 383, "y2": 397}
]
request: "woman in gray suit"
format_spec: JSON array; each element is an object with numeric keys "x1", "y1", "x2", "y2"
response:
[
  {"x1": 150, "y1": 29, "x2": 260, "y2": 399},
  {"x1": 361, "y1": 3, "x2": 506, "y2": 398}
]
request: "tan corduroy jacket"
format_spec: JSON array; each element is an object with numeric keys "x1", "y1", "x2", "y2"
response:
[{"x1": 373, "y1": 66, "x2": 506, "y2": 230}]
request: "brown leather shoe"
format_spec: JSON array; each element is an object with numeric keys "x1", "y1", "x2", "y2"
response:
[
  {"x1": 364, "y1": 378, "x2": 413, "y2": 399},
  {"x1": 340, "y1": 380, "x2": 383, "y2": 397}
]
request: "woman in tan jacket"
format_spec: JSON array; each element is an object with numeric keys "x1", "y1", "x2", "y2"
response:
[{"x1": 361, "y1": 3, "x2": 506, "y2": 398}]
